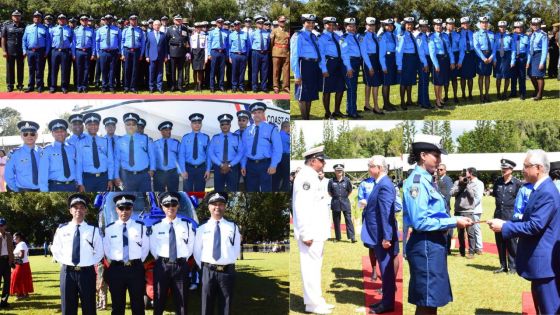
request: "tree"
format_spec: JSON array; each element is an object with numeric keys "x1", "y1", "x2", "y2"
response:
[
  {"x1": 0, "y1": 107, "x2": 22, "y2": 137},
  {"x1": 401, "y1": 120, "x2": 416, "y2": 154},
  {"x1": 291, "y1": 122, "x2": 306, "y2": 159},
  {"x1": 421, "y1": 121, "x2": 440, "y2": 135}
]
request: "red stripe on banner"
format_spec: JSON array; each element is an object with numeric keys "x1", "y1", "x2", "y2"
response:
[
  {"x1": 522, "y1": 292, "x2": 536, "y2": 315},
  {"x1": 235, "y1": 103, "x2": 242, "y2": 111},
  {"x1": 0, "y1": 92, "x2": 290, "y2": 100},
  {"x1": 362, "y1": 255, "x2": 403, "y2": 315}
]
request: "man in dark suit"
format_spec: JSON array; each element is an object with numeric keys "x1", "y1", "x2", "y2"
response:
[
  {"x1": 146, "y1": 19, "x2": 167, "y2": 93},
  {"x1": 437, "y1": 163, "x2": 454, "y2": 254},
  {"x1": 362, "y1": 155, "x2": 398, "y2": 314},
  {"x1": 489, "y1": 150, "x2": 560, "y2": 315},
  {"x1": 0, "y1": 218, "x2": 14, "y2": 308}
]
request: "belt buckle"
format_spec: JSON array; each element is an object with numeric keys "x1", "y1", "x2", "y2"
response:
[
  {"x1": 216, "y1": 265, "x2": 225, "y2": 272},
  {"x1": 74, "y1": 266, "x2": 81, "y2": 271},
  {"x1": 95, "y1": 173, "x2": 101, "y2": 177},
  {"x1": 124, "y1": 261, "x2": 132, "y2": 266}
]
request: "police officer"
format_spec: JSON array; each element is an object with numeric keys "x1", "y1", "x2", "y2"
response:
[
  {"x1": 429, "y1": 18, "x2": 455, "y2": 109},
  {"x1": 444, "y1": 18, "x2": 461, "y2": 104},
  {"x1": 166, "y1": 15, "x2": 189, "y2": 92},
  {"x1": 397, "y1": 17, "x2": 427, "y2": 110},
  {"x1": 234, "y1": 110, "x2": 250, "y2": 137},
  {"x1": 474, "y1": 16, "x2": 495, "y2": 103},
  {"x1": 120, "y1": 14, "x2": 144, "y2": 93},
  {"x1": 250, "y1": 16, "x2": 270, "y2": 93},
  {"x1": 22, "y1": 11, "x2": 51, "y2": 93},
  {"x1": 318, "y1": 17, "x2": 344, "y2": 119},
  {"x1": 271, "y1": 16, "x2": 289, "y2": 93},
  {"x1": 208, "y1": 114, "x2": 243, "y2": 192},
  {"x1": 154, "y1": 121, "x2": 181, "y2": 191},
  {"x1": 493, "y1": 21, "x2": 516, "y2": 100},
  {"x1": 223, "y1": 20, "x2": 233, "y2": 90},
  {"x1": 491, "y1": 159, "x2": 521, "y2": 274},
  {"x1": 193, "y1": 192, "x2": 241, "y2": 315},
  {"x1": 527, "y1": 17, "x2": 548, "y2": 101},
  {"x1": 379, "y1": 19, "x2": 399, "y2": 111},
  {"x1": 291, "y1": 14, "x2": 321, "y2": 120},
  {"x1": 403, "y1": 134, "x2": 472, "y2": 314},
  {"x1": 328, "y1": 164, "x2": 355, "y2": 242},
  {"x1": 52, "y1": 194, "x2": 103, "y2": 315},
  {"x1": 39, "y1": 119, "x2": 78, "y2": 192},
  {"x1": 241, "y1": 102, "x2": 282, "y2": 192},
  {"x1": 228, "y1": 20, "x2": 250, "y2": 93},
  {"x1": 67, "y1": 114, "x2": 86, "y2": 147},
  {"x1": 103, "y1": 194, "x2": 149, "y2": 315},
  {"x1": 96, "y1": 14, "x2": 121, "y2": 93},
  {"x1": 190, "y1": 22, "x2": 207, "y2": 91},
  {"x1": 75, "y1": 113, "x2": 114, "y2": 192},
  {"x1": 72, "y1": 15, "x2": 95, "y2": 93},
  {"x1": 206, "y1": 17, "x2": 228, "y2": 93},
  {"x1": 339, "y1": 17, "x2": 362, "y2": 119},
  {"x1": 179, "y1": 113, "x2": 210, "y2": 192},
  {"x1": 136, "y1": 118, "x2": 149, "y2": 136},
  {"x1": 49, "y1": 14, "x2": 73, "y2": 93},
  {"x1": 4, "y1": 121, "x2": 41, "y2": 192},
  {"x1": 2, "y1": 9, "x2": 26, "y2": 92},
  {"x1": 416, "y1": 19, "x2": 433, "y2": 109},
  {"x1": 103, "y1": 117, "x2": 120, "y2": 157},
  {"x1": 361, "y1": 17, "x2": 385, "y2": 115},
  {"x1": 43, "y1": 14, "x2": 55, "y2": 88},
  {"x1": 115, "y1": 17, "x2": 125, "y2": 91},
  {"x1": 458, "y1": 17, "x2": 476, "y2": 101},
  {"x1": 510, "y1": 21, "x2": 529, "y2": 100},
  {"x1": 273, "y1": 121, "x2": 290, "y2": 192},
  {"x1": 149, "y1": 192, "x2": 195, "y2": 315}
]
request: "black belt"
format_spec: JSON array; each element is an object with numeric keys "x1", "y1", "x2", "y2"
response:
[
  {"x1": 466, "y1": 49, "x2": 474, "y2": 54},
  {"x1": 367, "y1": 53, "x2": 378, "y2": 57},
  {"x1": 248, "y1": 158, "x2": 270, "y2": 164},
  {"x1": 158, "y1": 257, "x2": 187, "y2": 264},
  {"x1": 54, "y1": 48, "x2": 70, "y2": 52},
  {"x1": 300, "y1": 57, "x2": 318, "y2": 62},
  {"x1": 232, "y1": 52, "x2": 245, "y2": 55},
  {"x1": 326, "y1": 55, "x2": 341, "y2": 60},
  {"x1": 124, "y1": 168, "x2": 149, "y2": 175},
  {"x1": 84, "y1": 171, "x2": 107, "y2": 177},
  {"x1": 403, "y1": 53, "x2": 416, "y2": 56},
  {"x1": 482, "y1": 50, "x2": 490, "y2": 54},
  {"x1": 49, "y1": 180, "x2": 75, "y2": 185},
  {"x1": 186, "y1": 163, "x2": 206, "y2": 169},
  {"x1": 437, "y1": 54, "x2": 449, "y2": 58},
  {"x1": 212, "y1": 48, "x2": 226, "y2": 53},
  {"x1": 65, "y1": 265, "x2": 94, "y2": 272},
  {"x1": 29, "y1": 47, "x2": 45, "y2": 52},
  {"x1": 111, "y1": 259, "x2": 141, "y2": 266},
  {"x1": 517, "y1": 53, "x2": 527, "y2": 58},
  {"x1": 532, "y1": 50, "x2": 542, "y2": 55},
  {"x1": 350, "y1": 56, "x2": 361, "y2": 60},
  {"x1": 203, "y1": 262, "x2": 234, "y2": 272},
  {"x1": 125, "y1": 47, "x2": 140, "y2": 52},
  {"x1": 412, "y1": 229, "x2": 446, "y2": 235},
  {"x1": 102, "y1": 49, "x2": 118, "y2": 52},
  {"x1": 386, "y1": 52, "x2": 394, "y2": 55},
  {"x1": 254, "y1": 50, "x2": 268, "y2": 53}
]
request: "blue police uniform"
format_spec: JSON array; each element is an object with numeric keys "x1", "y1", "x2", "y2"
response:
[
  {"x1": 510, "y1": 32, "x2": 530, "y2": 97},
  {"x1": 250, "y1": 28, "x2": 271, "y2": 92},
  {"x1": 397, "y1": 31, "x2": 427, "y2": 86},
  {"x1": 114, "y1": 128, "x2": 155, "y2": 192},
  {"x1": 96, "y1": 23, "x2": 122, "y2": 91},
  {"x1": 153, "y1": 136, "x2": 180, "y2": 192},
  {"x1": 179, "y1": 125, "x2": 210, "y2": 192},
  {"x1": 340, "y1": 31, "x2": 362, "y2": 117},
  {"x1": 458, "y1": 28, "x2": 476, "y2": 79},
  {"x1": 358, "y1": 177, "x2": 376, "y2": 202},
  {"x1": 446, "y1": 31, "x2": 461, "y2": 79},
  {"x1": 492, "y1": 32, "x2": 516, "y2": 79},
  {"x1": 121, "y1": 24, "x2": 145, "y2": 92},
  {"x1": 49, "y1": 23, "x2": 73, "y2": 91},
  {"x1": 290, "y1": 29, "x2": 321, "y2": 101},
  {"x1": 272, "y1": 129, "x2": 290, "y2": 192},
  {"x1": 360, "y1": 31, "x2": 383, "y2": 87},
  {"x1": 474, "y1": 29, "x2": 495, "y2": 76},
  {"x1": 39, "y1": 140, "x2": 78, "y2": 192},
  {"x1": 22, "y1": 21, "x2": 51, "y2": 91},
  {"x1": 403, "y1": 165, "x2": 457, "y2": 307},
  {"x1": 229, "y1": 30, "x2": 250, "y2": 91},
  {"x1": 527, "y1": 29, "x2": 548, "y2": 78},
  {"x1": 416, "y1": 32, "x2": 432, "y2": 108},
  {"x1": 75, "y1": 134, "x2": 114, "y2": 191},
  {"x1": 379, "y1": 31, "x2": 398, "y2": 85},
  {"x1": 208, "y1": 129, "x2": 243, "y2": 191},
  {"x1": 429, "y1": 32, "x2": 455, "y2": 86},
  {"x1": 206, "y1": 26, "x2": 229, "y2": 90},
  {"x1": 5, "y1": 145, "x2": 42, "y2": 192},
  {"x1": 318, "y1": 30, "x2": 345, "y2": 92},
  {"x1": 67, "y1": 133, "x2": 86, "y2": 147},
  {"x1": 241, "y1": 121, "x2": 282, "y2": 192},
  {"x1": 72, "y1": 23, "x2": 95, "y2": 92}
]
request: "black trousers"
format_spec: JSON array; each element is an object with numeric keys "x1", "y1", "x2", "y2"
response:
[
  {"x1": 457, "y1": 212, "x2": 476, "y2": 255},
  {"x1": 0, "y1": 256, "x2": 11, "y2": 302},
  {"x1": 170, "y1": 57, "x2": 185, "y2": 89},
  {"x1": 105, "y1": 262, "x2": 145, "y2": 315},
  {"x1": 60, "y1": 265, "x2": 96, "y2": 315},
  {"x1": 332, "y1": 210, "x2": 355, "y2": 241},
  {"x1": 153, "y1": 258, "x2": 189, "y2": 315},
  {"x1": 495, "y1": 232, "x2": 517, "y2": 270},
  {"x1": 201, "y1": 264, "x2": 235, "y2": 315},
  {"x1": 6, "y1": 55, "x2": 24, "y2": 88}
]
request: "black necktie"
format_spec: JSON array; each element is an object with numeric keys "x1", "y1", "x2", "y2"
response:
[
  {"x1": 123, "y1": 223, "x2": 129, "y2": 263},
  {"x1": 260, "y1": 30, "x2": 264, "y2": 50},
  {"x1": 218, "y1": 28, "x2": 223, "y2": 49},
  {"x1": 31, "y1": 148, "x2": 38, "y2": 185},
  {"x1": 92, "y1": 136, "x2": 100, "y2": 168},
  {"x1": 441, "y1": 33, "x2": 449, "y2": 56},
  {"x1": 131, "y1": 27, "x2": 135, "y2": 47},
  {"x1": 81, "y1": 26, "x2": 85, "y2": 47},
  {"x1": 238, "y1": 32, "x2": 242, "y2": 52},
  {"x1": 352, "y1": 33, "x2": 361, "y2": 55},
  {"x1": 61, "y1": 144, "x2": 70, "y2": 178},
  {"x1": 410, "y1": 32, "x2": 418, "y2": 56},
  {"x1": 111, "y1": 137, "x2": 115, "y2": 154},
  {"x1": 129, "y1": 136, "x2": 135, "y2": 167},
  {"x1": 371, "y1": 33, "x2": 379, "y2": 55},
  {"x1": 213, "y1": 221, "x2": 221, "y2": 260},
  {"x1": 164, "y1": 139, "x2": 169, "y2": 166},
  {"x1": 310, "y1": 33, "x2": 321, "y2": 61},
  {"x1": 223, "y1": 135, "x2": 228, "y2": 163},
  {"x1": 72, "y1": 225, "x2": 80, "y2": 266},
  {"x1": 251, "y1": 126, "x2": 259, "y2": 156},
  {"x1": 193, "y1": 133, "x2": 199, "y2": 160},
  {"x1": 169, "y1": 222, "x2": 177, "y2": 262},
  {"x1": 332, "y1": 32, "x2": 341, "y2": 58},
  {"x1": 466, "y1": 31, "x2": 470, "y2": 50},
  {"x1": 485, "y1": 31, "x2": 490, "y2": 50},
  {"x1": 59, "y1": 26, "x2": 63, "y2": 48},
  {"x1": 106, "y1": 26, "x2": 110, "y2": 47}
]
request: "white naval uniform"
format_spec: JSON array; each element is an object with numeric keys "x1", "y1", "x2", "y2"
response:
[
  {"x1": 103, "y1": 219, "x2": 150, "y2": 262},
  {"x1": 292, "y1": 164, "x2": 332, "y2": 309},
  {"x1": 52, "y1": 221, "x2": 104, "y2": 266},
  {"x1": 149, "y1": 217, "x2": 195, "y2": 259},
  {"x1": 193, "y1": 217, "x2": 241, "y2": 267}
]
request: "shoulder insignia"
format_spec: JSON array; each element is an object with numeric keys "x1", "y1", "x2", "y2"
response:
[
  {"x1": 410, "y1": 185, "x2": 419, "y2": 198},
  {"x1": 146, "y1": 226, "x2": 153, "y2": 236},
  {"x1": 413, "y1": 174, "x2": 421, "y2": 184},
  {"x1": 106, "y1": 222, "x2": 115, "y2": 228},
  {"x1": 302, "y1": 181, "x2": 311, "y2": 190}
]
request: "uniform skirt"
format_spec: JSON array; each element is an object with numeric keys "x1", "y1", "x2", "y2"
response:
[
  {"x1": 191, "y1": 48, "x2": 206, "y2": 70},
  {"x1": 383, "y1": 54, "x2": 398, "y2": 86},
  {"x1": 363, "y1": 54, "x2": 383, "y2": 87},
  {"x1": 432, "y1": 54, "x2": 450, "y2": 86},
  {"x1": 494, "y1": 50, "x2": 513, "y2": 79},
  {"x1": 10, "y1": 262, "x2": 34, "y2": 295},
  {"x1": 406, "y1": 231, "x2": 452, "y2": 307},
  {"x1": 529, "y1": 51, "x2": 546, "y2": 78},
  {"x1": 449, "y1": 51, "x2": 460, "y2": 79},
  {"x1": 322, "y1": 57, "x2": 346, "y2": 93},
  {"x1": 476, "y1": 50, "x2": 493, "y2": 76},
  {"x1": 399, "y1": 53, "x2": 419, "y2": 86},
  {"x1": 460, "y1": 50, "x2": 477, "y2": 79},
  {"x1": 295, "y1": 58, "x2": 321, "y2": 101}
]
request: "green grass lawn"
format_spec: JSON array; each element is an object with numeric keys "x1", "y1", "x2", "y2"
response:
[
  {"x1": 290, "y1": 74, "x2": 560, "y2": 120},
  {"x1": 290, "y1": 195, "x2": 531, "y2": 314},
  {"x1": 10, "y1": 252, "x2": 288, "y2": 315}
]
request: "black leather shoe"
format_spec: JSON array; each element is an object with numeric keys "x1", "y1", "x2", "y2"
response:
[
  {"x1": 220, "y1": 87, "x2": 226, "y2": 92},
  {"x1": 210, "y1": 88, "x2": 215, "y2": 93},
  {"x1": 232, "y1": 88, "x2": 238, "y2": 93},
  {"x1": 49, "y1": 89, "x2": 55, "y2": 94},
  {"x1": 508, "y1": 268, "x2": 517, "y2": 274},
  {"x1": 24, "y1": 88, "x2": 34, "y2": 93},
  {"x1": 158, "y1": 89, "x2": 164, "y2": 94},
  {"x1": 7, "y1": 87, "x2": 13, "y2": 92},
  {"x1": 371, "y1": 304, "x2": 394, "y2": 314},
  {"x1": 62, "y1": 89, "x2": 68, "y2": 94},
  {"x1": 493, "y1": 268, "x2": 507, "y2": 274},
  {"x1": 384, "y1": 105, "x2": 397, "y2": 112}
]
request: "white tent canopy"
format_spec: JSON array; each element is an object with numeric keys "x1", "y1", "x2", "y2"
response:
[{"x1": 291, "y1": 157, "x2": 404, "y2": 173}]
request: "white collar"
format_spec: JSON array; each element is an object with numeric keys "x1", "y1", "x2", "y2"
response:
[{"x1": 533, "y1": 175, "x2": 549, "y2": 191}]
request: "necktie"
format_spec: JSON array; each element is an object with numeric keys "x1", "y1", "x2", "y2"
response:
[
  {"x1": 371, "y1": 33, "x2": 379, "y2": 55},
  {"x1": 193, "y1": 133, "x2": 199, "y2": 160},
  {"x1": 61, "y1": 144, "x2": 71, "y2": 178},
  {"x1": 123, "y1": 223, "x2": 129, "y2": 263},
  {"x1": 238, "y1": 32, "x2": 242, "y2": 52},
  {"x1": 516, "y1": 36, "x2": 520, "y2": 54},
  {"x1": 59, "y1": 26, "x2": 64, "y2": 48},
  {"x1": 169, "y1": 222, "x2": 177, "y2": 262},
  {"x1": 72, "y1": 225, "x2": 80, "y2": 266},
  {"x1": 196, "y1": 33, "x2": 200, "y2": 48},
  {"x1": 499, "y1": 33, "x2": 504, "y2": 57},
  {"x1": 260, "y1": 30, "x2": 264, "y2": 50},
  {"x1": 92, "y1": 136, "x2": 100, "y2": 168},
  {"x1": 155, "y1": 31, "x2": 159, "y2": 44},
  {"x1": 223, "y1": 135, "x2": 229, "y2": 163},
  {"x1": 332, "y1": 32, "x2": 341, "y2": 58},
  {"x1": 81, "y1": 27, "x2": 85, "y2": 47},
  {"x1": 106, "y1": 26, "x2": 110, "y2": 48},
  {"x1": 352, "y1": 33, "x2": 361, "y2": 55},
  {"x1": 391, "y1": 33, "x2": 396, "y2": 48},
  {"x1": 530, "y1": 35, "x2": 534, "y2": 55},
  {"x1": 410, "y1": 32, "x2": 418, "y2": 55},
  {"x1": 465, "y1": 31, "x2": 470, "y2": 50},
  {"x1": 251, "y1": 125, "x2": 259, "y2": 156},
  {"x1": 35, "y1": 25, "x2": 38, "y2": 48},
  {"x1": 218, "y1": 29, "x2": 223, "y2": 49},
  {"x1": 485, "y1": 31, "x2": 490, "y2": 50},
  {"x1": 213, "y1": 221, "x2": 221, "y2": 260},
  {"x1": 131, "y1": 27, "x2": 136, "y2": 48},
  {"x1": 31, "y1": 148, "x2": 38, "y2": 185},
  {"x1": 441, "y1": 33, "x2": 449, "y2": 56},
  {"x1": 129, "y1": 136, "x2": 135, "y2": 167},
  {"x1": 164, "y1": 139, "x2": 169, "y2": 166},
  {"x1": 310, "y1": 33, "x2": 321, "y2": 61},
  {"x1": 111, "y1": 137, "x2": 115, "y2": 155}
]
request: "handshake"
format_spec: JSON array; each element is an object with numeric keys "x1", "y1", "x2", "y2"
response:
[{"x1": 456, "y1": 216, "x2": 474, "y2": 228}]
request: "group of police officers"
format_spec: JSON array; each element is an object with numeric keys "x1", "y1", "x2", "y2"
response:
[
  {"x1": 1, "y1": 9, "x2": 290, "y2": 94},
  {"x1": 291, "y1": 14, "x2": 550, "y2": 119},
  {"x1": 3, "y1": 102, "x2": 290, "y2": 193}
]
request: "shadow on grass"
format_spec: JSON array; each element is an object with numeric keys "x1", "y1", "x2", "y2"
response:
[
  {"x1": 466, "y1": 263, "x2": 500, "y2": 271},
  {"x1": 290, "y1": 292, "x2": 305, "y2": 313},
  {"x1": 475, "y1": 308, "x2": 519, "y2": 314},
  {"x1": 231, "y1": 265, "x2": 288, "y2": 315},
  {"x1": 327, "y1": 267, "x2": 364, "y2": 306}
]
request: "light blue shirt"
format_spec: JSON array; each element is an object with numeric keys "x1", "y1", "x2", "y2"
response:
[
  {"x1": 512, "y1": 33, "x2": 530, "y2": 56},
  {"x1": 96, "y1": 25, "x2": 121, "y2": 53},
  {"x1": 474, "y1": 30, "x2": 495, "y2": 60},
  {"x1": 121, "y1": 25, "x2": 145, "y2": 56},
  {"x1": 50, "y1": 25, "x2": 73, "y2": 49},
  {"x1": 379, "y1": 31, "x2": 397, "y2": 71},
  {"x1": 429, "y1": 32, "x2": 455, "y2": 68},
  {"x1": 154, "y1": 137, "x2": 180, "y2": 172},
  {"x1": 72, "y1": 25, "x2": 95, "y2": 56},
  {"x1": 207, "y1": 132, "x2": 244, "y2": 167},
  {"x1": 179, "y1": 132, "x2": 210, "y2": 172},
  {"x1": 446, "y1": 31, "x2": 461, "y2": 52},
  {"x1": 417, "y1": 32, "x2": 430, "y2": 56},
  {"x1": 317, "y1": 30, "x2": 340, "y2": 73},
  {"x1": 396, "y1": 31, "x2": 428, "y2": 69},
  {"x1": 358, "y1": 177, "x2": 376, "y2": 202},
  {"x1": 67, "y1": 133, "x2": 86, "y2": 147},
  {"x1": 493, "y1": 32, "x2": 516, "y2": 65},
  {"x1": 22, "y1": 23, "x2": 51, "y2": 53},
  {"x1": 340, "y1": 32, "x2": 362, "y2": 71},
  {"x1": 114, "y1": 133, "x2": 156, "y2": 177},
  {"x1": 359, "y1": 31, "x2": 378, "y2": 71},
  {"x1": 206, "y1": 27, "x2": 229, "y2": 55},
  {"x1": 250, "y1": 29, "x2": 270, "y2": 51},
  {"x1": 290, "y1": 29, "x2": 320, "y2": 79},
  {"x1": 458, "y1": 29, "x2": 474, "y2": 64},
  {"x1": 528, "y1": 29, "x2": 548, "y2": 66},
  {"x1": 39, "y1": 141, "x2": 77, "y2": 192},
  {"x1": 228, "y1": 30, "x2": 250, "y2": 56},
  {"x1": 512, "y1": 183, "x2": 533, "y2": 221},
  {"x1": 240, "y1": 122, "x2": 282, "y2": 168},
  {"x1": 4, "y1": 145, "x2": 42, "y2": 191},
  {"x1": 75, "y1": 134, "x2": 115, "y2": 184}
]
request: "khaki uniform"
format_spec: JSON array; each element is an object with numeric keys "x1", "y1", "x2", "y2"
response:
[{"x1": 271, "y1": 28, "x2": 289, "y2": 91}]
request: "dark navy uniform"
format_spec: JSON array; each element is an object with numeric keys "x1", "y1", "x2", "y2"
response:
[
  {"x1": 179, "y1": 114, "x2": 210, "y2": 192},
  {"x1": 416, "y1": 22, "x2": 432, "y2": 108},
  {"x1": 458, "y1": 19, "x2": 476, "y2": 79},
  {"x1": 208, "y1": 114, "x2": 243, "y2": 191},
  {"x1": 429, "y1": 29, "x2": 455, "y2": 86},
  {"x1": 39, "y1": 119, "x2": 77, "y2": 192},
  {"x1": 1, "y1": 10, "x2": 26, "y2": 91},
  {"x1": 154, "y1": 122, "x2": 181, "y2": 192},
  {"x1": 49, "y1": 15, "x2": 73, "y2": 93},
  {"x1": 273, "y1": 128, "x2": 290, "y2": 192},
  {"x1": 72, "y1": 16, "x2": 95, "y2": 92},
  {"x1": 166, "y1": 15, "x2": 190, "y2": 92},
  {"x1": 328, "y1": 166, "x2": 355, "y2": 241},
  {"x1": 4, "y1": 121, "x2": 41, "y2": 192},
  {"x1": 22, "y1": 11, "x2": 51, "y2": 92}
]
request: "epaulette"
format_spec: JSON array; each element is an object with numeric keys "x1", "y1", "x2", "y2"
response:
[
  {"x1": 106, "y1": 222, "x2": 115, "y2": 228},
  {"x1": 152, "y1": 219, "x2": 162, "y2": 225},
  {"x1": 413, "y1": 174, "x2": 421, "y2": 184},
  {"x1": 135, "y1": 220, "x2": 145, "y2": 225},
  {"x1": 58, "y1": 222, "x2": 69, "y2": 228}
]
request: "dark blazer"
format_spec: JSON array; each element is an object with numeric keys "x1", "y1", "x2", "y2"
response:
[
  {"x1": 502, "y1": 177, "x2": 560, "y2": 280},
  {"x1": 145, "y1": 30, "x2": 168, "y2": 61},
  {"x1": 363, "y1": 175, "x2": 399, "y2": 250},
  {"x1": 0, "y1": 231, "x2": 15, "y2": 265}
]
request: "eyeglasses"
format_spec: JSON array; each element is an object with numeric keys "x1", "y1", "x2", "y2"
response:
[
  {"x1": 523, "y1": 163, "x2": 539, "y2": 169},
  {"x1": 437, "y1": 168, "x2": 445, "y2": 171},
  {"x1": 163, "y1": 202, "x2": 179, "y2": 208},
  {"x1": 220, "y1": 123, "x2": 230, "y2": 126},
  {"x1": 23, "y1": 132, "x2": 36, "y2": 137},
  {"x1": 117, "y1": 206, "x2": 133, "y2": 211}
]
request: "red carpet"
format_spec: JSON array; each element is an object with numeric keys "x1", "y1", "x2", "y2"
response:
[
  {"x1": 0, "y1": 92, "x2": 289, "y2": 100},
  {"x1": 362, "y1": 255, "x2": 403, "y2": 315},
  {"x1": 522, "y1": 292, "x2": 536, "y2": 315},
  {"x1": 450, "y1": 237, "x2": 498, "y2": 255}
]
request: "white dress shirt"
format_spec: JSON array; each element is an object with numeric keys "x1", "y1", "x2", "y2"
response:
[
  {"x1": 193, "y1": 217, "x2": 241, "y2": 267},
  {"x1": 149, "y1": 217, "x2": 195, "y2": 259},
  {"x1": 52, "y1": 221, "x2": 104, "y2": 267},
  {"x1": 0, "y1": 233, "x2": 8, "y2": 256},
  {"x1": 103, "y1": 219, "x2": 149, "y2": 262}
]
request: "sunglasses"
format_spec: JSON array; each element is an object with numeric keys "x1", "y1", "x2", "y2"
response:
[
  {"x1": 23, "y1": 132, "x2": 36, "y2": 137},
  {"x1": 117, "y1": 206, "x2": 133, "y2": 211},
  {"x1": 163, "y1": 202, "x2": 179, "y2": 207}
]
